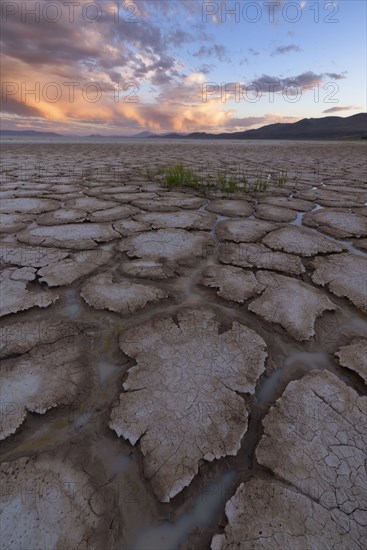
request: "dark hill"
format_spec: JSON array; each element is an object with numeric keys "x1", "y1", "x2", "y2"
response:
[{"x1": 157, "y1": 113, "x2": 367, "y2": 140}]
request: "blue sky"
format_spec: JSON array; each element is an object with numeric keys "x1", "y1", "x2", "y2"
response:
[{"x1": 1, "y1": 0, "x2": 366, "y2": 134}]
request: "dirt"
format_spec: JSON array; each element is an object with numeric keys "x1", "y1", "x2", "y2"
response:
[{"x1": 1, "y1": 140, "x2": 366, "y2": 549}]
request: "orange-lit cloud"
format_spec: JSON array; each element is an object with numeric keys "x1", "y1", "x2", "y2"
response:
[{"x1": 0, "y1": 0, "x2": 353, "y2": 134}]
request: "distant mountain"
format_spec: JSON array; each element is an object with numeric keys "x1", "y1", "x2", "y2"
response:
[
  {"x1": 1, "y1": 130, "x2": 156, "y2": 139},
  {"x1": 0, "y1": 129, "x2": 63, "y2": 137},
  {"x1": 157, "y1": 132, "x2": 187, "y2": 138},
  {"x1": 85, "y1": 131, "x2": 157, "y2": 138},
  {"x1": 156, "y1": 113, "x2": 367, "y2": 140},
  {"x1": 2, "y1": 114, "x2": 366, "y2": 140},
  {"x1": 132, "y1": 131, "x2": 157, "y2": 138}
]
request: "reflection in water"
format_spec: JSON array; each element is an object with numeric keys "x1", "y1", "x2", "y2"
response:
[
  {"x1": 256, "y1": 351, "x2": 331, "y2": 405},
  {"x1": 284, "y1": 350, "x2": 331, "y2": 369},
  {"x1": 73, "y1": 410, "x2": 97, "y2": 432},
  {"x1": 209, "y1": 214, "x2": 230, "y2": 242},
  {"x1": 132, "y1": 471, "x2": 236, "y2": 550},
  {"x1": 96, "y1": 358, "x2": 120, "y2": 385},
  {"x1": 256, "y1": 368, "x2": 285, "y2": 404},
  {"x1": 61, "y1": 287, "x2": 83, "y2": 319},
  {"x1": 291, "y1": 211, "x2": 305, "y2": 226},
  {"x1": 98, "y1": 438, "x2": 133, "y2": 478}
]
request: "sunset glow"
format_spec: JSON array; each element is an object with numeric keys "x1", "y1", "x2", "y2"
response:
[{"x1": 1, "y1": 0, "x2": 366, "y2": 135}]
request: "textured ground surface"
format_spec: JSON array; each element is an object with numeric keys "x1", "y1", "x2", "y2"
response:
[
  {"x1": 1, "y1": 140, "x2": 366, "y2": 549},
  {"x1": 110, "y1": 309, "x2": 267, "y2": 502}
]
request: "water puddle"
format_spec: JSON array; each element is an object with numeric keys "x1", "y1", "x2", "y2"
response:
[
  {"x1": 176, "y1": 210, "x2": 229, "y2": 303},
  {"x1": 209, "y1": 214, "x2": 230, "y2": 242},
  {"x1": 256, "y1": 368, "x2": 285, "y2": 404},
  {"x1": 96, "y1": 357, "x2": 121, "y2": 385},
  {"x1": 290, "y1": 209, "x2": 366, "y2": 257},
  {"x1": 256, "y1": 351, "x2": 332, "y2": 405},
  {"x1": 60, "y1": 287, "x2": 83, "y2": 319},
  {"x1": 334, "y1": 315, "x2": 367, "y2": 340},
  {"x1": 198, "y1": 201, "x2": 210, "y2": 212},
  {"x1": 73, "y1": 410, "x2": 98, "y2": 432},
  {"x1": 338, "y1": 240, "x2": 366, "y2": 257},
  {"x1": 182, "y1": 266, "x2": 204, "y2": 299},
  {"x1": 284, "y1": 350, "x2": 331, "y2": 370},
  {"x1": 100, "y1": 242, "x2": 115, "y2": 251},
  {"x1": 98, "y1": 438, "x2": 134, "y2": 479},
  {"x1": 131, "y1": 471, "x2": 236, "y2": 550},
  {"x1": 290, "y1": 211, "x2": 304, "y2": 226}
]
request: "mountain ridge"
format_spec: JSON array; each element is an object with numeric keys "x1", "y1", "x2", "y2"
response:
[
  {"x1": 1, "y1": 113, "x2": 366, "y2": 140},
  {"x1": 163, "y1": 113, "x2": 367, "y2": 140}
]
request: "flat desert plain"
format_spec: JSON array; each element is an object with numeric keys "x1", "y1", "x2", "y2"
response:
[{"x1": 1, "y1": 140, "x2": 366, "y2": 549}]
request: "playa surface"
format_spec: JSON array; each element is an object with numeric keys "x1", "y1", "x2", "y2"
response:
[{"x1": 1, "y1": 139, "x2": 366, "y2": 549}]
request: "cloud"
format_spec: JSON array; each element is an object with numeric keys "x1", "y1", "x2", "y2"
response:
[
  {"x1": 1, "y1": 63, "x2": 349, "y2": 134},
  {"x1": 193, "y1": 44, "x2": 229, "y2": 62},
  {"x1": 224, "y1": 114, "x2": 300, "y2": 131},
  {"x1": 245, "y1": 71, "x2": 347, "y2": 94},
  {"x1": 0, "y1": 54, "x2": 235, "y2": 134},
  {"x1": 271, "y1": 44, "x2": 301, "y2": 56},
  {"x1": 132, "y1": 54, "x2": 180, "y2": 84},
  {"x1": 325, "y1": 72, "x2": 348, "y2": 80},
  {"x1": 196, "y1": 64, "x2": 214, "y2": 75},
  {"x1": 138, "y1": 1, "x2": 201, "y2": 18},
  {"x1": 0, "y1": 1, "x2": 351, "y2": 135},
  {"x1": 0, "y1": 0, "x2": 198, "y2": 89},
  {"x1": 122, "y1": 102, "x2": 233, "y2": 133},
  {"x1": 167, "y1": 28, "x2": 196, "y2": 48},
  {"x1": 0, "y1": 96, "x2": 42, "y2": 117},
  {"x1": 323, "y1": 106, "x2": 360, "y2": 114}
]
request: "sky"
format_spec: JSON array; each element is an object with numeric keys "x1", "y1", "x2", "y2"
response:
[{"x1": 1, "y1": 0, "x2": 366, "y2": 135}]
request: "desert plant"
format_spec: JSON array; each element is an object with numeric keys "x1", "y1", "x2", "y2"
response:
[
  {"x1": 156, "y1": 161, "x2": 201, "y2": 189},
  {"x1": 146, "y1": 161, "x2": 283, "y2": 195},
  {"x1": 276, "y1": 169, "x2": 288, "y2": 187}
]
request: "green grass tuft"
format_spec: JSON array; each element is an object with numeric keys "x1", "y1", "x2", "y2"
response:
[{"x1": 145, "y1": 161, "x2": 291, "y2": 195}]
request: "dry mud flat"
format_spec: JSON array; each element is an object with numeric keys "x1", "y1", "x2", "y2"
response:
[{"x1": 1, "y1": 141, "x2": 366, "y2": 549}]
